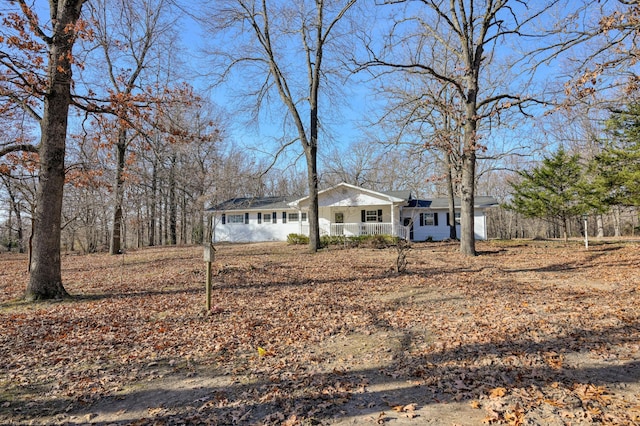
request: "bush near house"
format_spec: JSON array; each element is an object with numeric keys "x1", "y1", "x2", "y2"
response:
[{"x1": 288, "y1": 233, "x2": 400, "y2": 249}]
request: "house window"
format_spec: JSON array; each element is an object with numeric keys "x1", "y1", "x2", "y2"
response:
[
  {"x1": 420, "y1": 212, "x2": 439, "y2": 226},
  {"x1": 301, "y1": 212, "x2": 307, "y2": 221},
  {"x1": 288, "y1": 213, "x2": 299, "y2": 222},
  {"x1": 257, "y1": 212, "x2": 262, "y2": 224},
  {"x1": 365, "y1": 210, "x2": 378, "y2": 222},
  {"x1": 264, "y1": 213, "x2": 271, "y2": 223},
  {"x1": 446, "y1": 212, "x2": 461, "y2": 225},
  {"x1": 228, "y1": 214, "x2": 244, "y2": 224}
]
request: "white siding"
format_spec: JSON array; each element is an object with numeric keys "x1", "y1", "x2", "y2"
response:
[
  {"x1": 212, "y1": 211, "x2": 304, "y2": 243},
  {"x1": 319, "y1": 187, "x2": 389, "y2": 207},
  {"x1": 402, "y1": 209, "x2": 489, "y2": 242}
]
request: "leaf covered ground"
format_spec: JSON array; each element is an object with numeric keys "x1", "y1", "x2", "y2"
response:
[{"x1": 1, "y1": 240, "x2": 639, "y2": 425}]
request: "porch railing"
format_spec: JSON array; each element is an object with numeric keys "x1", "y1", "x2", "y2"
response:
[
  {"x1": 330, "y1": 222, "x2": 393, "y2": 237},
  {"x1": 298, "y1": 222, "x2": 410, "y2": 240}
]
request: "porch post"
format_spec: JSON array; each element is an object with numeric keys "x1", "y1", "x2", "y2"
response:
[{"x1": 391, "y1": 203, "x2": 396, "y2": 237}]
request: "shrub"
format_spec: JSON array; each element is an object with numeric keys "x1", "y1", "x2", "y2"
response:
[
  {"x1": 287, "y1": 233, "x2": 309, "y2": 245},
  {"x1": 362, "y1": 234, "x2": 398, "y2": 249}
]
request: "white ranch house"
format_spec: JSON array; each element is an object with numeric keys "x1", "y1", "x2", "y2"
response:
[{"x1": 206, "y1": 182, "x2": 498, "y2": 243}]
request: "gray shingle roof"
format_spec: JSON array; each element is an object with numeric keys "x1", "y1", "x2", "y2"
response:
[
  {"x1": 422, "y1": 196, "x2": 499, "y2": 209},
  {"x1": 206, "y1": 196, "x2": 295, "y2": 212}
]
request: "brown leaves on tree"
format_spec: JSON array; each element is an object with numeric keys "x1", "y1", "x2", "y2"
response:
[{"x1": 1, "y1": 241, "x2": 639, "y2": 424}]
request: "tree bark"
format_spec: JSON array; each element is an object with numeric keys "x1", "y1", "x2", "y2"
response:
[
  {"x1": 305, "y1": 140, "x2": 320, "y2": 252},
  {"x1": 459, "y1": 98, "x2": 478, "y2": 256},
  {"x1": 596, "y1": 215, "x2": 604, "y2": 238},
  {"x1": 4, "y1": 177, "x2": 25, "y2": 253},
  {"x1": 110, "y1": 130, "x2": 127, "y2": 254},
  {"x1": 169, "y1": 153, "x2": 177, "y2": 245},
  {"x1": 26, "y1": 0, "x2": 85, "y2": 300},
  {"x1": 149, "y1": 158, "x2": 158, "y2": 246},
  {"x1": 459, "y1": 150, "x2": 476, "y2": 255},
  {"x1": 445, "y1": 153, "x2": 458, "y2": 240}
]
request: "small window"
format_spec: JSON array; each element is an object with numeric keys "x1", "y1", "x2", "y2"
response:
[
  {"x1": 447, "y1": 212, "x2": 461, "y2": 225},
  {"x1": 301, "y1": 213, "x2": 307, "y2": 222},
  {"x1": 288, "y1": 213, "x2": 299, "y2": 222},
  {"x1": 423, "y1": 213, "x2": 435, "y2": 226},
  {"x1": 264, "y1": 213, "x2": 272, "y2": 223},
  {"x1": 365, "y1": 210, "x2": 378, "y2": 222},
  {"x1": 228, "y1": 214, "x2": 244, "y2": 224}
]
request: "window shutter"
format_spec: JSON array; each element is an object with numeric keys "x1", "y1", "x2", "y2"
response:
[
  {"x1": 446, "y1": 213, "x2": 450, "y2": 225},
  {"x1": 273, "y1": 212, "x2": 277, "y2": 223},
  {"x1": 434, "y1": 212, "x2": 438, "y2": 226},
  {"x1": 419, "y1": 213, "x2": 424, "y2": 227},
  {"x1": 361, "y1": 210, "x2": 366, "y2": 222},
  {"x1": 377, "y1": 209, "x2": 383, "y2": 222},
  {"x1": 221, "y1": 213, "x2": 226, "y2": 225},
  {"x1": 257, "y1": 212, "x2": 262, "y2": 224},
  {"x1": 282, "y1": 212, "x2": 287, "y2": 223},
  {"x1": 244, "y1": 212, "x2": 249, "y2": 224}
]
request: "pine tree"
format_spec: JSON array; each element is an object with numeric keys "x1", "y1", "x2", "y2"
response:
[
  {"x1": 506, "y1": 148, "x2": 590, "y2": 241},
  {"x1": 592, "y1": 104, "x2": 640, "y2": 207}
]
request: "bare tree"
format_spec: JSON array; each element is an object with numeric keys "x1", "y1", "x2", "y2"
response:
[
  {"x1": 82, "y1": 0, "x2": 178, "y2": 255},
  {"x1": 359, "y1": 0, "x2": 557, "y2": 255},
  {"x1": 203, "y1": 0, "x2": 359, "y2": 252},
  {"x1": 0, "y1": 0, "x2": 88, "y2": 299}
]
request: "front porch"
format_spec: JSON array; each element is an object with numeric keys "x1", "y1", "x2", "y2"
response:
[{"x1": 299, "y1": 222, "x2": 410, "y2": 240}]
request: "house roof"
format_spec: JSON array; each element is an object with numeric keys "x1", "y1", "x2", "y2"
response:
[
  {"x1": 381, "y1": 190, "x2": 412, "y2": 200},
  {"x1": 407, "y1": 196, "x2": 499, "y2": 209},
  {"x1": 206, "y1": 184, "x2": 498, "y2": 213},
  {"x1": 206, "y1": 196, "x2": 294, "y2": 212}
]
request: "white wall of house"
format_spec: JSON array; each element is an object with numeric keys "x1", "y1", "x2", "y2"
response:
[
  {"x1": 212, "y1": 211, "x2": 307, "y2": 243},
  {"x1": 213, "y1": 208, "x2": 489, "y2": 243},
  {"x1": 402, "y1": 209, "x2": 489, "y2": 241}
]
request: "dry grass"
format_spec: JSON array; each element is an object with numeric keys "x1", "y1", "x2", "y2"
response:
[{"x1": 1, "y1": 240, "x2": 639, "y2": 425}]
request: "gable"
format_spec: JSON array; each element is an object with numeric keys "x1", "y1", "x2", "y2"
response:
[
  {"x1": 319, "y1": 186, "x2": 392, "y2": 207},
  {"x1": 293, "y1": 182, "x2": 409, "y2": 209}
]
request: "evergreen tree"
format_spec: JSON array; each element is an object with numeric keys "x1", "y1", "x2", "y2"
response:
[
  {"x1": 592, "y1": 104, "x2": 640, "y2": 207},
  {"x1": 506, "y1": 148, "x2": 591, "y2": 241}
]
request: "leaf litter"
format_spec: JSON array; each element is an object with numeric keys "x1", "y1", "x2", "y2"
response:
[{"x1": 0, "y1": 240, "x2": 639, "y2": 425}]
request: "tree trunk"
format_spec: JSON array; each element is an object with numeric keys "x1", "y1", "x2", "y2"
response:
[
  {"x1": 459, "y1": 150, "x2": 476, "y2": 255},
  {"x1": 169, "y1": 153, "x2": 177, "y2": 245},
  {"x1": 110, "y1": 130, "x2": 127, "y2": 255},
  {"x1": 149, "y1": 159, "x2": 157, "y2": 246},
  {"x1": 305, "y1": 142, "x2": 320, "y2": 252},
  {"x1": 446, "y1": 153, "x2": 458, "y2": 240},
  {"x1": 306, "y1": 79, "x2": 321, "y2": 252},
  {"x1": 5, "y1": 178, "x2": 25, "y2": 253},
  {"x1": 596, "y1": 214, "x2": 604, "y2": 238},
  {"x1": 26, "y1": 1, "x2": 85, "y2": 300},
  {"x1": 459, "y1": 102, "x2": 477, "y2": 256},
  {"x1": 613, "y1": 206, "x2": 621, "y2": 237}
]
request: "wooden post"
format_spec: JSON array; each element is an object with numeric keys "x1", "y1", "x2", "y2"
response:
[
  {"x1": 204, "y1": 244, "x2": 215, "y2": 310},
  {"x1": 582, "y1": 214, "x2": 589, "y2": 250}
]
